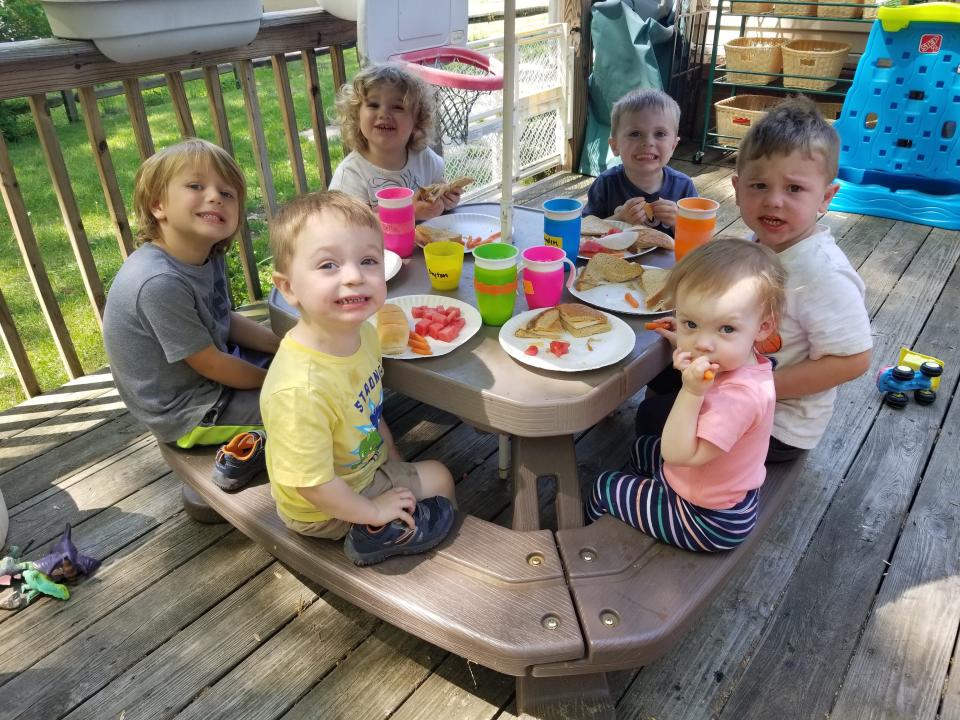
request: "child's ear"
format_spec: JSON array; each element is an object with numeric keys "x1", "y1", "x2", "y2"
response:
[
  {"x1": 608, "y1": 136, "x2": 620, "y2": 157},
  {"x1": 731, "y1": 175, "x2": 740, "y2": 204},
  {"x1": 755, "y1": 315, "x2": 775, "y2": 342},
  {"x1": 818, "y1": 182, "x2": 840, "y2": 213},
  {"x1": 272, "y1": 271, "x2": 299, "y2": 310},
  {"x1": 150, "y1": 200, "x2": 165, "y2": 221}
]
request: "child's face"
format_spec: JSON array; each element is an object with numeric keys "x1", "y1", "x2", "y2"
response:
[
  {"x1": 609, "y1": 109, "x2": 680, "y2": 177},
  {"x1": 733, "y1": 150, "x2": 839, "y2": 252},
  {"x1": 152, "y1": 164, "x2": 239, "y2": 249},
  {"x1": 359, "y1": 84, "x2": 415, "y2": 159},
  {"x1": 274, "y1": 211, "x2": 387, "y2": 333},
  {"x1": 674, "y1": 278, "x2": 774, "y2": 373}
]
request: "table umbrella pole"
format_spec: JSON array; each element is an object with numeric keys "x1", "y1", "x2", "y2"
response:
[{"x1": 500, "y1": 0, "x2": 516, "y2": 243}]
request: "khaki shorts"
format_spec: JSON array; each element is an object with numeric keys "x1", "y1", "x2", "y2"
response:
[{"x1": 281, "y1": 461, "x2": 424, "y2": 541}]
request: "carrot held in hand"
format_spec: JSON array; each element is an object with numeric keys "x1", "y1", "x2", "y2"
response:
[
  {"x1": 703, "y1": 370, "x2": 715, "y2": 381},
  {"x1": 644, "y1": 319, "x2": 672, "y2": 330}
]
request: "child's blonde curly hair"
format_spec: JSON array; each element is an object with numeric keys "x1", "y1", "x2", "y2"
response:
[
  {"x1": 335, "y1": 63, "x2": 435, "y2": 154},
  {"x1": 133, "y1": 138, "x2": 246, "y2": 256}
]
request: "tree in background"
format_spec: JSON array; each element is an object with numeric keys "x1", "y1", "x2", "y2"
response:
[
  {"x1": 0, "y1": 0, "x2": 52, "y2": 140},
  {"x1": 0, "y1": 0, "x2": 51, "y2": 42}
]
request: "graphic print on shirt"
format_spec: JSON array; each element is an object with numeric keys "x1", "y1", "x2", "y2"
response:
[{"x1": 347, "y1": 364, "x2": 385, "y2": 472}]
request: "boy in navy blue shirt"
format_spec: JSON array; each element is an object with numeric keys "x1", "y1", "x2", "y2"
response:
[{"x1": 583, "y1": 89, "x2": 697, "y2": 235}]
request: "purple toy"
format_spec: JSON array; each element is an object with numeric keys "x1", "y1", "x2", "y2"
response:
[{"x1": 34, "y1": 524, "x2": 100, "y2": 582}]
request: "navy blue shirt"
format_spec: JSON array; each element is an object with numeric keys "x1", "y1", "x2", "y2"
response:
[{"x1": 582, "y1": 165, "x2": 698, "y2": 236}]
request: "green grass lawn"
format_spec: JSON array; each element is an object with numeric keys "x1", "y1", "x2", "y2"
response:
[{"x1": 0, "y1": 48, "x2": 360, "y2": 410}]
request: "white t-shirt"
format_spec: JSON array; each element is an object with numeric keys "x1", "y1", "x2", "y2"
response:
[
  {"x1": 329, "y1": 148, "x2": 445, "y2": 207},
  {"x1": 758, "y1": 225, "x2": 873, "y2": 449}
]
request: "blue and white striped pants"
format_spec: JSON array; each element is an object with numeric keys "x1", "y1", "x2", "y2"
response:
[{"x1": 585, "y1": 435, "x2": 759, "y2": 552}]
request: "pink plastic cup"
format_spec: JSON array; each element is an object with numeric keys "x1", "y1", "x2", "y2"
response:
[
  {"x1": 520, "y1": 245, "x2": 576, "y2": 309},
  {"x1": 375, "y1": 187, "x2": 416, "y2": 258}
]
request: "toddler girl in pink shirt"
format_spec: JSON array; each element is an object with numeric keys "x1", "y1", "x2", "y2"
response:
[{"x1": 586, "y1": 238, "x2": 786, "y2": 551}]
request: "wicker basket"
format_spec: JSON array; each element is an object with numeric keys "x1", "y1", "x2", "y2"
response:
[
  {"x1": 782, "y1": 39, "x2": 850, "y2": 91},
  {"x1": 817, "y1": 0, "x2": 863, "y2": 19},
  {"x1": 816, "y1": 101, "x2": 844, "y2": 123},
  {"x1": 714, "y1": 95, "x2": 783, "y2": 145},
  {"x1": 773, "y1": 0, "x2": 816, "y2": 16},
  {"x1": 731, "y1": 1, "x2": 773, "y2": 13},
  {"x1": 723, "y1": 37, "x2": 786, "y2": 85}
]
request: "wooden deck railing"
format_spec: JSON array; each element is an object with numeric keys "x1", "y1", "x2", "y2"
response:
[{"x1": 0, "y1": 9, "x2": 356, "y2": 399}]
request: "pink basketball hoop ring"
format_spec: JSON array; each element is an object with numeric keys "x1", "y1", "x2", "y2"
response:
[{"x1": 399, "y1": 46, "x2": 504, "y2": 146}]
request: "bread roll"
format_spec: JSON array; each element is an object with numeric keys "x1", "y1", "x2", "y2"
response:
[{"x1": 378, "y1": 304, "x2": 409, "y2": 355}]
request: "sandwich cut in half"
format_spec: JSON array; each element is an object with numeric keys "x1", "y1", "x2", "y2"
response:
[
  {"x1": 557, "y1": 303, "x2": 612, "y2": 337},
  {"x1": 514, "y1": 306, "x2": 563, "y2": 339},
  {"x1": 414, "y1": 225, "x2": 463, "y2": 248},
  {"x1": 580, "y1": 215, "x2": 620, "y2": 237},
  {"x1": 575, "y1": 253, "x2": 644, "y2": 292},
  {"x1": 415, "y1": 176, "x2": 474, "y2": 204},
  {"x1": 639, "y1": 267, "x2": 671, "y2": 312}
]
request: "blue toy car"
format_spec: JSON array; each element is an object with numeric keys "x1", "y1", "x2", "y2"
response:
[{"x1": 876, "y1": 361, "x2": 943, "y2": 408}]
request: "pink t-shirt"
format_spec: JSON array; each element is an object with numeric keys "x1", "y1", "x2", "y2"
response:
[{"x1": 663, "y1": 355, "x2": 775, "y2": 510}]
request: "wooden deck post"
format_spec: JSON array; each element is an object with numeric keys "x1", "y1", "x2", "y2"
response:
[{"x1": 562, "y1": 0, "x2": 592, "y2": 172}]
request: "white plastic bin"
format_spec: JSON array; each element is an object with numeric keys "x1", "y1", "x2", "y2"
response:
[{"x1": 39, "y1": 0, "x2": 263, "y2": 63}]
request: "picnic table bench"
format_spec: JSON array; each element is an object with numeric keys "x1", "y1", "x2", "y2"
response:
[{"x1": 155, "y1": 202, "x2": 795, "y2": 716}]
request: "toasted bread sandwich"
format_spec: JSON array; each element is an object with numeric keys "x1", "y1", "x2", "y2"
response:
[
  {"x1": 414, "y1": 225, "x2": 462, "y2": 248},
  {"x1": 415, "y1": 176, "x2": 474, "y2": 203},
  {"x1": 632, "y1": 227, "x2": 674, "y2": 251},
  {"x1": 640, "y1": 267, "x2": 671, "y2": 312},
  {"x1": 558, "y1": 303, "x2": 611, "y2": 337},
  {"x1": 575, "y1": 254, "x2": 644, "y2": 291},
  {"x1": 515, "y1": 307, "x2": 563, "y2": 339},
  {"x1": 580, "y1": 215, "x2": 619, "y2": 237}
]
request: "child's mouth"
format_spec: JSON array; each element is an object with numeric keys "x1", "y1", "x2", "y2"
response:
[
  {"x1": 759, "y1": 216, "x2": 785, "y2": 228},
  {"x1": 197, "y1": 212, "x2": 224, "y2": 223},
  {"x1": 337, "y1": 296, "x2": 369, "y2": 306}
]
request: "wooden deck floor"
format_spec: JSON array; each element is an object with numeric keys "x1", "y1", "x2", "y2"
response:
[{"x1": 2, "y1": 154, "x2": 959, "y2": 720}]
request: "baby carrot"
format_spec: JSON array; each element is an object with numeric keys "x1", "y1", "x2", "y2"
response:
[
  {"x1": 644, "y1": 319, "x2": 671, "y2": 330},
  {"x1": 703, "y1": 370, "x2": 715, "y2": 381},
  {"x1": 410, "y1": 345, "x2": 433, "y2": 356},
  {"x1": 624, "y1": 292, "x2": 640, "y2": 309}
]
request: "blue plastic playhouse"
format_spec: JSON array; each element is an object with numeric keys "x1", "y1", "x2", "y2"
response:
[{"x1": 831, "y1": 3, "x2": 960, "y2": 230}]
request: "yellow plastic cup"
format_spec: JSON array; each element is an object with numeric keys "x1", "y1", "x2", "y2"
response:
[{"x1": 423, "y1": 240, "x2": 465, "y2": 291}]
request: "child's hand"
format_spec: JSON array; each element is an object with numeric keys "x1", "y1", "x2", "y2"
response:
[
  {"x1": 441, "y1": 190, "x2": 462, "y2": 212},
  {"x1": 649, "y1": 199, "x2": 678, "y2": 229},
  {"x1": 645, "y1": 316, "x2": 677, "y2": 347},
  {"x1": 617, "y1": 197, "x2": 650, "y2": 226},
  {"x1": 371, "y1": 486, "x2": 417, "y2": 529},
  {"x1": 414, "y1": 197, "x2": 444, "y2": 221},
  {"x1": 673, "y1": 349, "x2": 718, "y2": 397}
]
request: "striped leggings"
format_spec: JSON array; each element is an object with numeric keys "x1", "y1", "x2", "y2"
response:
[{"x1": 585, "y1": 435, "x2": 759, "y2": 552}]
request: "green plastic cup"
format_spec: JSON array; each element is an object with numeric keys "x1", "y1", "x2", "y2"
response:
[{"x1": 473, "y1": 243, "x2": 519, "y2": 326}]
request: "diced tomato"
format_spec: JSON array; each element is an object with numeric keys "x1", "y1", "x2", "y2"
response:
[
  {"x1": 525, "y1": 345, "x2": 539, "y2": 356},
  {"x1": 444, "y1": 308, "x2": 461, "y2": 322},
  {"x1": 414, "y1": 318, "x2": 432, "y2": 337},
  {"x1": 411, "y1": 306, "x2": 428, "y2": 318},
  {"x1": 549, "y1": 340, "x2": 570, "y2": 358},
  {"x1": 427, "y1": 322, "x2": 446, "y2": 339}
]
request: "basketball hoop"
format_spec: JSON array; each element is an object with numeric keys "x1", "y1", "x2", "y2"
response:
[{"x1": 399, "y1": 46, "x2": 504, "y2": 145}]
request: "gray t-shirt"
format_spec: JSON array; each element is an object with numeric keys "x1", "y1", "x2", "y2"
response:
[
  {"x1": 103, "y1": 242, "x2": 231, "y2": 442},
  {"x1": 329, "y1": 148, "x2": 444, "y2": 207}
]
